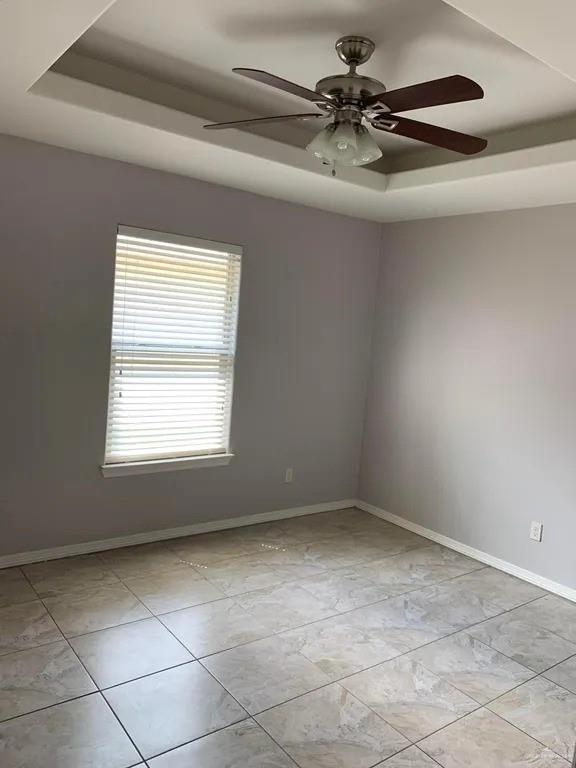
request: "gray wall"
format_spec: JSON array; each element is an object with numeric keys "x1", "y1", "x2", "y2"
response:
[
  {"x1": 1, "y1": 135, "x2": 380, "y2": 556},
  {"x1": 4, "y1": 133, "x2": 575, "y2": 592},
  {"x1": 361, "y1": 205, "x2": 576, "y2": 590}
]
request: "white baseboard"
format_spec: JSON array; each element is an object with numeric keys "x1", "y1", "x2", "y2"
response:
[
  {"x1": 356, "y1": 499, "x2": 576, "y2": 604},
  {"x1": 5, "y1": 497, "x2": 574, "y2": 605},
  {"x1": 0, "y1": 499, "x2": 356, "y2": 569}
]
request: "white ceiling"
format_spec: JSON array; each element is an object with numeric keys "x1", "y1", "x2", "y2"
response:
[
  {"x1": 74, "y1": 0, "x2": 576, "y2": 154},
  {"x1": 2, "y1": 0, "x2": 576, "y2": 222}
]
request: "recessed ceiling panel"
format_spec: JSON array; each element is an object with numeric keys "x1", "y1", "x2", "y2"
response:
[{"x1": 72, "y1": 0, "x2": 576, "y2": 154}]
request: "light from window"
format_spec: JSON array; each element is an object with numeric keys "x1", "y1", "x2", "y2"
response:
[{"x1": 104, "y1": 226, "x2": 241, "y2": 466}]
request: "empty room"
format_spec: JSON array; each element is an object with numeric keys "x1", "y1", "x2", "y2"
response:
[{"x1": 1, "y1": 1, "x2": 576, "y2": 766}]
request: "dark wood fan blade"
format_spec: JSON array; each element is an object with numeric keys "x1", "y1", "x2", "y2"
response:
[
  {"x1": 371, "y1": 115, "x2": 487, "y2": 155},
  {"x1": 233, "y1": 68, "x2": 334, "y2": 106},
  {"x1": 204, "y1": 113, "x2": 325, "y2": 130},
  {"x1": 366, "y1": 75, "x2": 484, "y2": 113}
]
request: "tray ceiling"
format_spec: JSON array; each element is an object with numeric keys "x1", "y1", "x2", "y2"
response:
[{"x1": 2, "y1": 0, "x2": 576, "y2": 221}]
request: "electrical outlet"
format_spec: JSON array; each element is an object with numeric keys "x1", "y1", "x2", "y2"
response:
[
  {"x1": 529, "y1": 521, "x2": 543, "y2": 542},
  {"x1": 284, "y1": 467, "x2": 294, "y2": 483}
]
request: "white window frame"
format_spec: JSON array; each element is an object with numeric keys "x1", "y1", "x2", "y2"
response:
[{"x1": 101, "y1": 225, "x2": 242, "y2": 477}]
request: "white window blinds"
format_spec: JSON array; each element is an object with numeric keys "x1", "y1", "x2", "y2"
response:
[{"x1": 104, "y1": 226, "x2": 241, "y2": 466}]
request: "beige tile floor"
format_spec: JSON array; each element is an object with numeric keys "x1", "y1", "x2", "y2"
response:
[{"x1": 0, "y1": 507, "x2": 574, "y2": 767}]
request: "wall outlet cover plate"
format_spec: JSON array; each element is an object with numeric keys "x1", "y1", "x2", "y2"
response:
[{"x1": 529, "y1": 521, "x2": 543, "y2": 542}]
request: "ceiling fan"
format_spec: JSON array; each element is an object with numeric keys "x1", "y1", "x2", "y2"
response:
[{"x1": 204, "y1": 35, "x2": 487, "y2": 168}]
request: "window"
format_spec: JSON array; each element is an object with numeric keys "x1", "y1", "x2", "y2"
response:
[{"x1": 102, "y1": 226, "x2": 241, "y2": 476}]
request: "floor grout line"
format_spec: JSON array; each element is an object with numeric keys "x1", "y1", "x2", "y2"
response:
[
  {"x1": 17, "y1": 539, "x2": 479, "y2": 654},
  {"x1": 176, "y1": 589, "x2": 559, "y2": 765},
  {"x1": 0, "y1": 589, "x2": 556, "y2": 732},
  {"x1": 14, "y1": 567, "x2": 149, "y2": 763},
  {"x1": 457, "y1": 705, "x2": 574, "y2": 764},
  {"x1": 412, "y1": 707, "x2": 543, "y2": 765},
  {"x1": 65, "y1": 638, "x2": 147, "y2": 764},
  {"x1": 46, "y1": 607, "x2": 147, "y2": 763},
  {"x1": 138, "y1": 715, "x2": 300, "y2": 765},
  {"x1": 118, "y1": 581, "x2": 202, "y2": 660},
  {"x1": 191, "y1": 560, "x2": 492, "y2": 656},
  {"x1": 10, "y1": 560, "x2": 302, "y2": 765},
  {"x1": 0, "y1": 688, "x2": 98, "y2": 725},
  {"x1": 188, "y1": 660, "x2": 302, "y2": 767},
  {"x1": 407, "y1": 744, "x2": 445, "y2": 767},
  {"x1": 0, "y1": 555, "x2": 549, "y2": 668},
  {"x1": 139, "y1": 720, "x2": 248, "y2": 764},
  {"x1": 100, "y1": 691, "x2": 149, "y2": 766},
  {"x1": 245, "y1": 716, "x2": 301, "y2": 768},
  {"x1": 6, "y1": 536, "x2": 439, "y2": 630},
  {"x1": 254, "y1": 588, "x2": 546, "y2": 681},
  {"x1": 183, "y1": 539, "x2": 440, "y2": 600},
  {"x1": 183, "y1": 593, "x2": 549, "y2": 724},
  {"x1": 1, "y1": 511, "x2": 574, "y2": 766}
]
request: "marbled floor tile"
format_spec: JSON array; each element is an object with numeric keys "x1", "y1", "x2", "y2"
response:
[
  {"x1": 468, "y1": 613, "x2": 576, "y2": 672},
  {"x1": 353, "y1": 545, "x2": 484, "y2": 596},
  {"x1": 296, "y1": 526, "x2": 429, "y2": 567},
  {"x1": 341, "y1": 656, "x2": 477, "y2": 741},
  {"x1": 148, "y1": 719, "x2": 297, "y2": 767},
  {"x1": 410, "y1": 632, "x2": 534, "y2": 704},
  {"x1": 284, "y1": 510, "x2": 405, "y2": 543},
  {"x1": 512, "y1": 595, "x2": 576, "y2": 644},
  {"x1": 104, "y1": 662, "x2": 247, "y2": 759},
  {"x1": 0, "y1": 640, "x2": 95, "y2": 721},
  {"x1": 379, "y1": 746, "x2": 440, "y2": 767},
  {"x1": 69, "y1": 617, "x2": 192, "y2": 688},
  {"x1": 22, "y1": 555, "x2": 119, "y2": 598},
  {"x1": 233, "y1": 582, "x2": 336, "y2": 634},
  {"x1": 230, "y1": 521, "x2": 304, "y2": 550},
  {"x1": 443, "y1": 568, "x2": 544, "y2": 614},
  {"x1": 303, "y1": 508, "x2": 367, "y2": 529},
  {"x1": 203, "y1": 635, "x2": 331, "y2": 713},
  {"x1": 346, "y1": 593, "x2": 454, "y2": 656},
  {"x1": 254, "y1": 542, "x2": 341, "y2": 577},
  {"x1": 296, "y1": 568, "x2": 393, "y2": 613},
  {"x1": 257, "y1": 683, "x2": 409, "y2": 768},
  {"x1": 0, "y1": 568, "x2": 36, "y2": 608},
  {"x1": 283, "y1": 612, "x2": 400, "y2": 680},
  {"x1": 398, "y1": 579, "x2": 509, "y2": 635},
  {"x1": 168, "y1": 530, "x2": 257, "y2": 566},
  {"x1": 419, "y1": 707, "x2": 569, "y2": 768},
  {"x1": 317, "y1": 508, "x2": 393, "y2": 535},
  {"x1": 201, "y1": 554, "x2": 286, "y2": 596},
  {"x1": 346, "y1": 529, "x2": 431, "y2": 563},
  {"x1": 488, "y1": 677, "x2": 576, "y2": 760},
  {"x1": 290, "y1": 534, "x2": 416, "y2": 569},
  {"x1": 99, "y1": 542, "x2": 187, "y2": 579},
  {"x1": 0, "y1": 600, "x2": 62, "y2": 656},
  {"x1": 43, "y1": 583, "x2": 151, "y2": 637},
  {"x1": 0, "y1": 692, "x2": 141, "y2": 768},
  {"x1": 278, "y1": 513, "x2": 359, "y2": 543},
  {"x1": 159, "y1": 597, "x2": 272, "y2": 657},
  {"x1": 544, "y1": 655, "x2": 576, "y2": 694},
  {"x1": 123, "y1": 568, "x2": 225, "y2": 614}
]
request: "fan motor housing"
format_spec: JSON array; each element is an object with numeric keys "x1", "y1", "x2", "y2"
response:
[{"x1": 315, "y1": 74, "x2": 386, "y2": 105}]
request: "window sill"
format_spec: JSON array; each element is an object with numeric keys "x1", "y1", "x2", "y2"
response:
[{"x1": 101, "y1": 453, "x2": 234, "y2": 478}]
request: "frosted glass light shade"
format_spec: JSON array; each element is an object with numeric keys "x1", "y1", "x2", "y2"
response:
[
  {"x1": 329, "y1": 121, "x2": 359, "y2": 164},
  {"x1": 306, "y1": 121, "x2": 382, "y2": 167},
  {"x1": 306, "y1": 123, "x2": 337, "y2": 161},
  {"x1": 352, "y1": 125, "x2": 382, "y2": 166}
]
